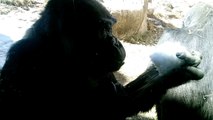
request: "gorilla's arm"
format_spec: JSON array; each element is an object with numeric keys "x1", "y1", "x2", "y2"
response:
[{"x1": 120, "y1": 42, "x2": 204, "y2": 116}]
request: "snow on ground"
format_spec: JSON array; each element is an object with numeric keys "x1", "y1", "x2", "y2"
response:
[{"x1": 0, "y1": 3, "x2": 43, "y2": 41}]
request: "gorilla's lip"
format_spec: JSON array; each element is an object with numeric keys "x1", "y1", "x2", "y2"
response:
[{"x1": 109, "y1": 61, "x2": 125, "y2": 71}]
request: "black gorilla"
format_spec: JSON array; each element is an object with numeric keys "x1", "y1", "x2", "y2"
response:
[{"x1": 0, "y1": 0, "x2": 203, "y2": 119}]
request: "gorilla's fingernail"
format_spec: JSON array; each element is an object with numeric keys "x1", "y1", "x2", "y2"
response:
[{"x1": 176, "y1": 52, "x2": 185, "y2": 59}]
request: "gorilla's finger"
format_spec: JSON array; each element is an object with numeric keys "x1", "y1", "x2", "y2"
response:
[
  {"x1": 176, "y1": 51, "x2": 202, "y2": 67},
  {"x1": 185, "y1": 66, "x2": 204, "y2": 80}
]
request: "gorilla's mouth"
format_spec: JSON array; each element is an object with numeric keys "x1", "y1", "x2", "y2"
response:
[{"x1": 108, "y1": 60, "x2": 125, "y2": 72}]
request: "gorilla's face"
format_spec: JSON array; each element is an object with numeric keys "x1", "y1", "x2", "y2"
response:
[
  {"x1": 46, "y1": 0, "x2": 126, "y2": 72},
  {"x1": 91, "y1": 17, "x2": 126, "y2": 72},
  {"x1": 72, "y1": 0, "x2": 126, "y2": 72}
]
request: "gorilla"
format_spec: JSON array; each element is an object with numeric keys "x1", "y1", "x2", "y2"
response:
[
  {"x1": 0, "y1": 0, "x2": 204, "y2": 119},
  {"x1": 156, "y1": 2, "x2": 213, "y2": 120}
]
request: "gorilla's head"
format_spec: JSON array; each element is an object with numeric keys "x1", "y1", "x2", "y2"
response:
[{"x1": 38, "y1": 0, "x2": 126, "y2": 72}]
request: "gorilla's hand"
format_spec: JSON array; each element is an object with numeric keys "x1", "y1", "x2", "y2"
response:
[
  {"x1": 175, "y1": 51, "x2": 204, "y2": 80},
  {"x1": 125, "y1": 42, "x2": 204, "y2": 101},
  {"x1": 124, "y1": 42, "x2": 204, "y2": 112},
  {"x1": 150, "y1": 41, "x2": 204, "y2": 87}
]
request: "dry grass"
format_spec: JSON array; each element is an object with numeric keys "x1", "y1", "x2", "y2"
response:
[
  {"x1": 112, "y1": 10, "x2": 146, "y2": 44},
  {"x1": 112, "y1": 10, "x2": 164, "y2": 45}
]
